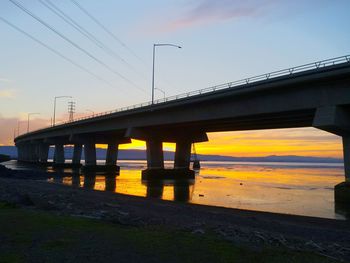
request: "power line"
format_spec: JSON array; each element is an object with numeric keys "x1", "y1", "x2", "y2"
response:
[
  {"x1": 69, "y1": 0, "x2": 181, "y2": 94},
  {"x1": 69, "y1": 0, "x2": 144, "y2": 63},
  {"x1": 9, "y1": 0, "x2": 146, "y2": 93},
  {"x1": 0, "y1": 16, "x2": 114, "y2": 88},
  {"x1": 39, "y1": 0, "x2": 139, "y2": 73}
]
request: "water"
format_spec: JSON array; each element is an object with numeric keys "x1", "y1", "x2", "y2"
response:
[{"x1": 3, "y1": 160, "x2": 349, "y2": 220}]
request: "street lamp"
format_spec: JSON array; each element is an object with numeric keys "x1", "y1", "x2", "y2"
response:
[
  {"x1": 152, "y1": 43, "x2": 182, "y2": 104},
  {"x1": 53, "y1": 96, "x2": 72, "y2": 126},
  {"x1": 27, "y1": 112, "x2": 40, "y2": 133},
  {"x1": 155, "y1": 87, "x2": 166, "y2": 100}
]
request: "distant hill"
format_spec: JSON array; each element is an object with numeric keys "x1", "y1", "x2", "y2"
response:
[{"x1": 0, "y1": 146, "x2": 342, "y2": 163}]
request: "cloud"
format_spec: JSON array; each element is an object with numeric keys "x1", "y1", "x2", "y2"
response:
[
  {"x1": 0, "y1": 116, "x2": 51, "y2": 145},
  {"x1": 0, "y1": 89, "x2": 16, "y2": 98},
  {"x1": 197, "y1": 128, "x2": 342, "y2": 158},
  {"x1": 149, "y1": 0, "x2": 275, "y2": 33}
]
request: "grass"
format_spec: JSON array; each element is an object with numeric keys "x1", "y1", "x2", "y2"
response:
[{"x1": 0, "y1": 202, "x2": 340, "y2": 263}]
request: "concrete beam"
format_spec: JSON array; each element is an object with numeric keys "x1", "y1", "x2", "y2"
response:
[
  {"x1": 69, "y1": 134, "x2": 131, "y2": 145},
  {"x1": 126, "y1": 127, "x2": 208, "y2": 143},
  {"x1": 313, "y1": 106, "x2": 350, "y2": 136}
]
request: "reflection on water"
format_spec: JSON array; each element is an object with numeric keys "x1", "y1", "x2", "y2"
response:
[{"x1": 2, "y1": 160, "x2": 349, "y2": 220}]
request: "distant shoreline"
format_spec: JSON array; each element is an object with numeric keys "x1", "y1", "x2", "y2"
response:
[{"x1": 0, "y1": 146, "x2": 343, "y2": 164}]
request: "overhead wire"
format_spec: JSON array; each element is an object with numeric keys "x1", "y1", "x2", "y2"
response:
[
  {"x1": 69, "y1": 0, "x2": 144, "y2": 63},
  {"x1": 8, "y1": 0, "x2": 147, "y2": 93},
  {"x1": 69, "y1": 0, "x2": 180, "y2": 95},
  {"x1": 39, "y1": 0, "x2": 141, "y2": 75},
  {"x1": 0, "y1": 16, "x2": 114, "y2": 88}
]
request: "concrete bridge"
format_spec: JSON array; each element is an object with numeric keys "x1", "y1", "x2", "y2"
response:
[{"x1": 14, "y1": 55, "x2": 350, "y2": 201}]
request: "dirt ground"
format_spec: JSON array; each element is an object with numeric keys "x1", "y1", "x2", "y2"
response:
[{"x1": 0, "y1": 165, "x2": 350, "y2": 261}]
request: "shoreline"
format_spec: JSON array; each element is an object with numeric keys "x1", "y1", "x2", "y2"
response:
[{"x1": 0, "y1": 164, "x2": 349, "y2": 261}]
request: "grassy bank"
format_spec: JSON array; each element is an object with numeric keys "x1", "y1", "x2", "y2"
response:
[{"x1": 0, "y1": 202, "x2": 339, "y2": 263}]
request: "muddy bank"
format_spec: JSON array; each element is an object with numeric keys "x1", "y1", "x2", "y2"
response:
[{"x1": 0, "y1": 165, "x2": 350, "y2": 261}]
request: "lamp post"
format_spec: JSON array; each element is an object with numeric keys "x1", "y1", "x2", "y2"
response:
[
  {"x1": 27, "y1": 112, "x2": 40, "y2": 133},
  {"x1": 152, "y1": 43, "x2": 181, "y2": 104},
  {"x1": 53, "y1": 96, "x2": 72, "y2": 126},
  {"x1": 155, "y1": 87, "x2": 166, "y2": 100}
]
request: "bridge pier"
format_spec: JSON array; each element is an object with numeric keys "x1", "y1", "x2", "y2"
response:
[
  {"x1": 146, "y1": 140, "x2": 164, "y2": 169},
  {"x1": 27, "y1": 144, "x2": 39, "y2": 163},
  {"x1": 174, "y1": 141, "x2": 192, "y2": 169},
  {"x1": 38, "y1": 143, "x2": 49, "y2": 163},
  {"x1": 84, "y1": 142, "x2": 96, "y2": 166},
  {"x1": 313, "y1": 106, "x2": 350, "y2": 203},
  {"x1": 106, "y1": 143, "x2": 119, "y2": 166},
  {"x1": 54, "y1": 144, "x2": 65, "y2": 165},
  {"x1": 335, "y1": 136, "x2": 350, "y2": 203},
  {"x1": 72, "y1": 144, "x2": 83, "y2": 165}
]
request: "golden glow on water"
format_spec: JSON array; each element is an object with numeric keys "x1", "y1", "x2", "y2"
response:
[
  {"x1": 55, "y1": 161, "x2": 346, "y2": 220},
  {"x1": 98, "y1": 128, "x2": 342, "y2": 158}
]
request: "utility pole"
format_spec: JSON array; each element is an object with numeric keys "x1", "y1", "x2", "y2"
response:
[{"x1": 68, "y1": 101, "x2": 76, "y2": 122}]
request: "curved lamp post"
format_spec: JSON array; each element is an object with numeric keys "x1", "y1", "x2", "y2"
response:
[
  {"x1": 152, "y1": 43, "x2": 181, "y2": 104},
  {"x1": 27, "y1": 112, "x2": 40, "y2": 133},
  {"x1": 53, "y1": 95, "x2": 72, "y2": 126}
]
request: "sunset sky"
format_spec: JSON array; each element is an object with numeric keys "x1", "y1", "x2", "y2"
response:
[{"x1": 0, "y1": 0, "x2": 349, "y2": 157}]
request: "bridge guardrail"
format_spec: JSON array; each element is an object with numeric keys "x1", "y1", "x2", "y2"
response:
[{"x1": 23, "y1": 54, "x2": 350, "y2": 134}]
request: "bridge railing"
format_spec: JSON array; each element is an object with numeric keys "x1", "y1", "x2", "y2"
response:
[{"x1": 26, "y1": 54, "x2": 350, "y2": 133}]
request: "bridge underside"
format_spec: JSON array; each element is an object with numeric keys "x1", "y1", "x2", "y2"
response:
[{"x1": 14, "y1": 62, "x2": 350, "y2": 202}]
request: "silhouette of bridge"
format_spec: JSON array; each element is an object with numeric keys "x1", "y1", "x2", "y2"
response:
[{"x1": 14, "y1": 55, "x2": 350, "y2": 201}]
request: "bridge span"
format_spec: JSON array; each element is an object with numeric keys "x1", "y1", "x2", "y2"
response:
[{"x1": 14, "y1": 55, "x2": 350, "y2": 201}]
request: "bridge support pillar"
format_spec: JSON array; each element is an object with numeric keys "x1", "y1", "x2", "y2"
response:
[
  {"x1": 38, "y1": 144, "x2": 49, "y2": 163},
  {"x1": 84, "y1": 142, "x2": 96, "y2": 166},
  {"x1": 106, "y1": 143, "x2": 119, "y2": 166},
  {"x1": 335, "y1": 136, "x2": 350, "y2": 203},
  {"x1": 313, "y1": 106, "x2": 350, "y2": 203},
  {"x1": 174, "y1": 141, "x2": 192, "y2": 169},
  {"x1": 54, "y1": 144, "x2": 65, "y2": 164},
  {"x1": 17, "y1": 145, "x2": 24, "y2": 161},
  {"x1": 146, "y1": 140, "x2": 164, "y2": 169},
  {"x1": 72, "y1": 144, "x2": 82, "y2": 165},
  {"x1": 22, "y1": 144, "x2": 29, "y2": 162},
  {"x1": 29, "y1": 144, "x2": 39, "y2": 163}
]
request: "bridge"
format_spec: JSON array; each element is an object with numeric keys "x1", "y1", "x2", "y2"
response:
[{"x1": 14, "y1": 55, "x2": 350, "y2": 201}]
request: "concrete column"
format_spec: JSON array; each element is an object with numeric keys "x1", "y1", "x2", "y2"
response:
[
  {"x1": 146, "y1": 140, "x2": 164, "y2": 169},
  {"x1": 72, "y1": 144, "x2": 82, "y2": 164},
  {"x1": 17, "y1": 145, "x2": 23, "y2": 161},
  {"x1": 84, "y1": 142, "x2": 96, "y2": 166},
  {"x1": 343, "y1": 136, "x2": 350, "y2": 182},
  {"x1": 106, "y1": 143, "x2": 119, "y2": 166},
  {"x1": 174, "y1": 141, "x2": 192, "y2": 169},
  {"x1": 30, "y1": 144, "x2": 39, "y2": 162},
  {"x1": 38, "y1": 144, "x2": 49, "y2": 163},
  {"x1": 54, "y1": 144, "x2": 65, "y2": 164}
]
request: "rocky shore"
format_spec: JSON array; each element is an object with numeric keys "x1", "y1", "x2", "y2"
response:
[{"x1": 0, "y1": 164, "x2": 350, "y2": 262}]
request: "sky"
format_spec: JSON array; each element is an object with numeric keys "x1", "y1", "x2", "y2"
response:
[{"x1": 0, "y1": 0, "x2": 349, "y2": 157}]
